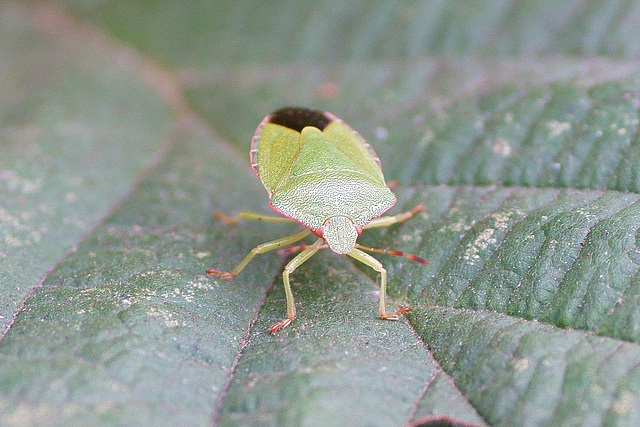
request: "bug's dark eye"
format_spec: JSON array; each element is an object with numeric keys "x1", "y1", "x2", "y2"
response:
[{"x1": 269, "y1": 107, "x2": 331, "y2": 132}]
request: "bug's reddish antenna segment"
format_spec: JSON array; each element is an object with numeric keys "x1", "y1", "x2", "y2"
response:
[
  {"x1": 280, "y1": 242, "x2": 429, "y2": 266},
  {"x1": 354, "y1": 243, "x2": 429, "y2": 265}
]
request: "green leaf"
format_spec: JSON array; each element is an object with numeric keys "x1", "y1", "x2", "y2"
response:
[
  {"x1": 2, "y1": 1, "x2": 640, "y2": 426},
  {"x1": 0, "y1": 3, "x2": 174, "y2": 331}
]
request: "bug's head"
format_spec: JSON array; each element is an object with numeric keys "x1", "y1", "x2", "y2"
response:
[{"x1": 316, "y1": 216, "x2": 362, "y2": 255}]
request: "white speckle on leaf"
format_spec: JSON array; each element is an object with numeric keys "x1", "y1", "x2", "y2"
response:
[
  {"x1": 513, "y1": 358, "x2": 529, "y2": 372},
  {"x1": 491, "y1": 211, "x2": 512, "y2": 230},
  {"x1": 575, "y1": 208, "x2": 597, "y2": 222},
  {"x1": 441, "y1": 221, "x2": 472, "y2": 233},
  {"x1": 0, "y1": 207, "x2": 42, "y2": 247},
  {"x1": 463, "y1": 228, "x2": 496, "y2": 262},
  {"x1": 547, "y1": 120, "x2": 571, "y2": 138},
  {"x1": 590, "y1": 384, "x2": 604, "y2": 396},
  {"x1": 0, "y1": 170, "x2": 43, "y2": 194},
  {"x1": 190, "y1": 280, "x2": 214, "y2": 290},
  {"x1": 492, "y1": 138, "x2": 512, "y2": 157},
  {"x1": 147, "y1": 306, "x2": 185, "y2": 329},
  {"x1": 612, "y1": 391, "x2": 635, "y2": 415}
]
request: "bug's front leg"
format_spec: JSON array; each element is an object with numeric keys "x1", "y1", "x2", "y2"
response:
[
  {"x1": 347, "y1": 248, "x2": 411, "y2": 320},
  {"x1": 269, "y1": 238, "x2": 324, "y2": 334},
  {"x1": 207, "y1": 230, "x2": 311, "y2": 278}
]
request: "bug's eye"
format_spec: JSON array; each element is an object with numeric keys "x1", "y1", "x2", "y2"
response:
[{"x1": 315, "y1": 227, "x2": 325, "y2": 238}]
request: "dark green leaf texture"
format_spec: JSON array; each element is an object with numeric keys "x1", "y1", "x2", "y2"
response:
[
  {"x1": 0, "y1": 4, "x2": 174, "y2": 332},
  {"x1": 2, "y1": 1, "x2": 640, "y2": 426}
]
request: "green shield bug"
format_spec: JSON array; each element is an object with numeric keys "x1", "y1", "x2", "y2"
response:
[{"x1": 208, "y1": 107, "x2": 427, "y2": 334}]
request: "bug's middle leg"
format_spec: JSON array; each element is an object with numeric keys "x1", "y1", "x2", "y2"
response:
[{"x1": 347, "y1": 248, "x2": 410, "y2": 320}]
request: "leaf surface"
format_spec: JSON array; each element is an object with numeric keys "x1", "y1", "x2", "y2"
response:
[{"x1": 2, "y1": 1, "x2": 640, "y2": 426}]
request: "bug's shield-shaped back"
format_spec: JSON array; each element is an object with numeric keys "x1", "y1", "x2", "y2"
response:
[
  {"x1": 270, "y1": 169, "x2": 395, "y2": 230},
  {"x1": 259, "y1": 122, "x2": 395, "y2": 231}
]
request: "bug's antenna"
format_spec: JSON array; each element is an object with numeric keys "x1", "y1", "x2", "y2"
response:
[
  {"x1": 354, "y1": 243, "x2": 429, "y2": 265},
  {"x1": 280, "y1": 243, "x2": 429, "y2": 265}
]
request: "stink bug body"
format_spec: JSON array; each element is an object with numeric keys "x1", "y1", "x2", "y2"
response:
[{"x1": 208, "y1": 107, "x2": 427, "y2": 333}]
